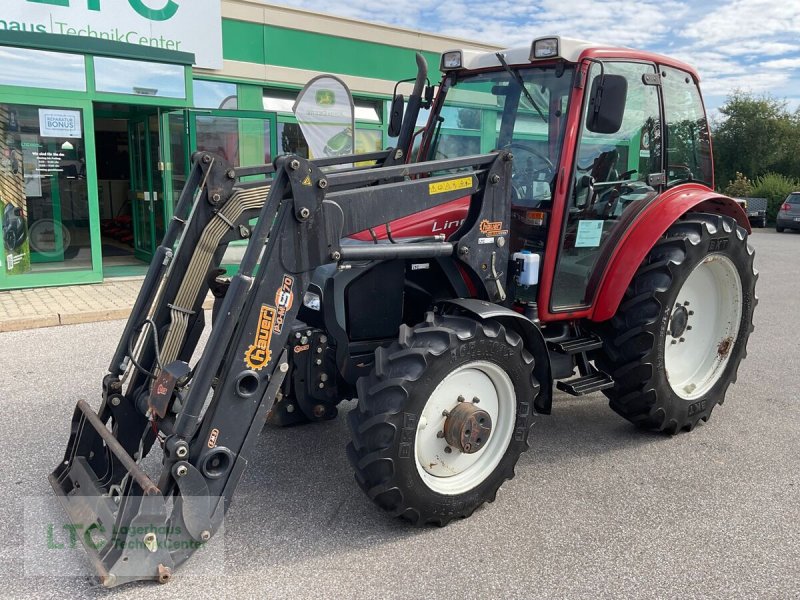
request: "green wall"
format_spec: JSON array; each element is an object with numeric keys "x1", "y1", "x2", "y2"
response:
[{"x1": 222, "y1": 20, "x2": 440, "y2": 83}]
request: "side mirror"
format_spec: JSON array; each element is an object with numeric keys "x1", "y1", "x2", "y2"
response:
[
  {"x1": 388, "y1": 94, "x2": 405, "y2": 138},
  {"x1": 586, "y1": 74, "x2": 627, "y2": 134}
]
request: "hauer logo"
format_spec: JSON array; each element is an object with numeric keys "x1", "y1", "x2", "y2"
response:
[{"x1": 244, "y1": 304, "x2": 277, "y2": 371}]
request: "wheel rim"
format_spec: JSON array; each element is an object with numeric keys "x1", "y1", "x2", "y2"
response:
[
  {"x1": 664, "y1": 254, "x2": 742, "y2": 400},
  {"x1": 414, "y1": 360, "x2": 515, "y2": 495}
]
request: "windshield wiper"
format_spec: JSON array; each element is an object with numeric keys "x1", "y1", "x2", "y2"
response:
[{"x1": 496, "y1": 52, "x2": 546, "y2": 123}]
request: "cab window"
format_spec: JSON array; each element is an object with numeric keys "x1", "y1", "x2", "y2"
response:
[{"x1": 552, "y1": 61, "x2": 662, "y2": 309}]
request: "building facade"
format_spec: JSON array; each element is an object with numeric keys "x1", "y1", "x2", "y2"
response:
[{"x1": 0, "y1": 0, "x2": 497, "y2": 290}]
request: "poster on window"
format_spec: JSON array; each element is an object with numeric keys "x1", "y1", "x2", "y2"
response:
[
  {"x1": 293, "y1": 75, "x2": 355, "y2": 166},
  {"x1": 0, "y1": 106, "x2": 31, "y2": 275},
  {"x1": 39, "y1": 109, "x2": 82, "y2": 139}
]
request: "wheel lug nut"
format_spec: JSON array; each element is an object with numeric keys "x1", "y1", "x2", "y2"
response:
[
  {"x1": 671, "y1": 340, "x2": 677, "y2": 345},
  {"x1": 687, "y1": 326, "x2": 692, "y2": 331},
  {"x1": 472, "y1": 397, "x2": 480, "y2": 404},
  {"x1": 436, "y1": 431, "x2": 445, "y2": 438},
  {"x1": 457, "y1": 395, "x2": 465, "y2": 403},
  {"x1": 684, "y1": 301, "x2": 690, "y2": 306},
  {"x1": 444, "y1": 446, "x2": 452, "y2": 454},
  {"x1": 679, "y1": 337, "x2": 685, "y2": 343},
  {"x1": 688, "y1": 310, "x2": 694, "y2": 316},
  {"x1": 442, "y1": 410, "x2": 450, "y2": 417}
]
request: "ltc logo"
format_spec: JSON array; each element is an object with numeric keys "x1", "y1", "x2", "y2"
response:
[{"x1": 29, "y1": 0, "x2": 180, "y2": 21}]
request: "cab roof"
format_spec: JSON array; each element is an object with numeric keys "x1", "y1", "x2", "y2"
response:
[{"x1": 442, "y1": 36, "x2": 701, "y2": 81}]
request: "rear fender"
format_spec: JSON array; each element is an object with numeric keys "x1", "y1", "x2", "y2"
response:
[
  {"x1": 438, "y1": 298, "x2": 553, "y2": 415},
  {"x1": 591, "y1": 184, "x2": 750, "y2": 322}
]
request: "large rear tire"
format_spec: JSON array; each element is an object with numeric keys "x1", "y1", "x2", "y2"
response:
[
  {"x1": 347, "y1": 313, "x2": 537, "y2": 526},
  {"x1": 596, "y1": 213, "x2": 757, "y2": 433}
]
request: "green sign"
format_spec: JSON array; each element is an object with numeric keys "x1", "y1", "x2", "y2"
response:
[{"x1": 27, "y1": 0, "x2": 179, "y2": 22}]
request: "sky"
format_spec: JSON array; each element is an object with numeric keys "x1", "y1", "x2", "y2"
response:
[{"x1": 274, "y1": 0, "x2": 800, "y2": 117}]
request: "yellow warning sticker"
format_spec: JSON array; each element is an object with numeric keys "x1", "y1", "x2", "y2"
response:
[
  {"x1": 301, "y1": 175, "x2": 313, "y2": 186},
  {"x1": 428, "y1": 176, "x2": 473, "y2": 195}
]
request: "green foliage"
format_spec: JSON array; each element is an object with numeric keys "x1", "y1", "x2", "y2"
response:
[
  {"x1": 723, "y1": 172, "x2": 753, "y2": 198},
  {"x1": 750, "y1": 172, "x2": 799, "y2": 223},
  {"x1": 711, "y1": 91, "x2": 800, "y2": 189}
]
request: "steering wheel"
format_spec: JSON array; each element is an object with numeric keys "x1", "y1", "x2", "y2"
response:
[{"x1": 506, "y1": 142, "x2": 555, "y2": 203}]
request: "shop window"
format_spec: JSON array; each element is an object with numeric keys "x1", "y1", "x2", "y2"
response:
[
  {"x1": 94, "y1": 57, "x2": 186, "y2": 99},
  {"x1": 0, "y1": 104, "x2": 92, "y2": 278},
  {"x1": 195, "y1": 116, "x2": 271, "y2": 167},
  {"x1": 193, "y1": 80, "x2": 237, "y2": 110},
  {"x1": 0, "y1": 46, "x2": 86, "y2": 92},
  {"x1": 265, "y1": 90, "x2": 381, "y2": 122}
]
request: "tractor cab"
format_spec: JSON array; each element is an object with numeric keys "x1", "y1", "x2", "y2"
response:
[{"x1": 413, "y1": 37, "x2": 714, "y2": 317}]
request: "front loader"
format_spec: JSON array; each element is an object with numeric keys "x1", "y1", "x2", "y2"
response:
[{"x1": 51, "y1": 38, "x2": 757, "y2": 587}]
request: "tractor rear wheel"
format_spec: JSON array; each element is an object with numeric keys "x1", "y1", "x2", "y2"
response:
[
  {"x1": 596, "y1": 213, "x2": 757, "y2": 433},
  {"x1": 347, "y1": 313, "x2": 537, "y2": 525}
]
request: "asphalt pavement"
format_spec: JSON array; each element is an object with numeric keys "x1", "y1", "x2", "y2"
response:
[{"x1": 0, "y1": 229, "x2": 798, "y2": 599}]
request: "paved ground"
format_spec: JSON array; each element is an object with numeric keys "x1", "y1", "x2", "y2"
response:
[
  {"x1": 0, "y1": 229, "x2": 798, "y2": 599},
  {"x1": 0, "y1": 277, "x2": 214, "y2": 333}
]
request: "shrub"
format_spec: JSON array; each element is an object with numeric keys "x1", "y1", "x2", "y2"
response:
[
  {"x1": 751, "y1": 172, "x2": 800, "y2": 224},
  {"x1": 723, "y1": 172, "x2": 753, "y2": 198}
]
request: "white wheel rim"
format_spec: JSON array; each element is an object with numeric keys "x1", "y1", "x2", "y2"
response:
[
  {"x1": 414, "y1": 360, "x2": 516, "y2": 496},
  {"x1": 664, "y1": 254, "x2": 742, "y2": 400}
]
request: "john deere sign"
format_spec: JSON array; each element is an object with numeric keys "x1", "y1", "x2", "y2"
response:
[{"x1": 1, "y1": 0, "x2": 222, "y2": 68}]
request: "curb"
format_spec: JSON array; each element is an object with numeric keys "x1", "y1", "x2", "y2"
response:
[{"x1": 0, "y1": 297, "x2": 214, "y2": 333}]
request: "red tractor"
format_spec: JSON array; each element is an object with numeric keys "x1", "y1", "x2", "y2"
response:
[{"x1": 52, "y1": 37, "x2": 756, "y2": 586}]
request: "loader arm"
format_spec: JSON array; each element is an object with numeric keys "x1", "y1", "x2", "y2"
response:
[{"x1": 50, "y1": 147, "x2": 514, "y2": 587}]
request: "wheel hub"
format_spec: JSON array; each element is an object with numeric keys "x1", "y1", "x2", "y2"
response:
[
  {"x1": 669, "y1": 304, "x2": 689, "y2": 338},
  {"x1": 443, "y1": 401, "x2": 492, "y2": 454}
]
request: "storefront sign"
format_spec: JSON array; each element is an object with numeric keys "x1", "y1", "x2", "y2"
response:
[
  {"x1": 39, "y1": 109, "x2": 82, "y2": 138},
  {"x1": 1, "y1": 1, "x2": 222, "y2": 69}
]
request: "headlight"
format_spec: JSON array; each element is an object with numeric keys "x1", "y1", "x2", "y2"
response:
[
  {"x1": 531, "y1": 37, "x2": 559, "y2": 60},
  {"x1": 303, "y1": 291, "x2": 321, "y2": 311},
  {"x1": 441, "y1": 50, "x2": 463, "y2": 71}
]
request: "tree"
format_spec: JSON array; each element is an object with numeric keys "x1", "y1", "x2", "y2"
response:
[
  {"x1": 711, "y1": 91, "x2": 800, "y2": 189},
  {"x1": 723, "y1": 172, "x2": 753, "y2": 198}
]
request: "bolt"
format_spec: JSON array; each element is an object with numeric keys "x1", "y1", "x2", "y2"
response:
[
  {"x1": 318, "y1": 179, "x2": 328, "y2": 189},
  {"x1": 110, "y1": 396, "x2": 120, "y2": 407},
  {"x1": 315, "y1": 359, "x2": 322, "y2": 366},
  {"x1": 679, "y1": 337, "x2": 685, "y2": 343},
  {"x1": 317, "y1": 347, "x2": 323, "y2": 354},
  {"x1": 226, "y1": 169, "x2": 236, "y2": 180},
  {"x1": 319, "y1": 335, "x2": 328, "y2": 344},
  {"x1": 280, "y1": 362, "x2": 289, "y2": 373},
  {"x1": 437, "y1": 431, "x2": 445, "y2": 438},
  {"x1": 202, "y1": 154, "x2": 211, "y2": 164},
  {"x1": 319, "y1": 382, "x2": 325, "y2": 389},
  {"x1": 143, "y1": 532, "x2": 158, "y2": 553},
  {"x1": 289, "y1": 159, "x2": 300, "y2": 170},
  {"x1": 496, "y1": 236, "x2": 505, "y2": 247},
  {"x1": 300, "y1": 336, "x2": 308, "y2": 344},
  {"x1": 395, "y1": 149, "x2": 404, "y2": 160},
  {"x1": 444, "y1": 446, "x2": 453, "y2": 454},
  {"x1": 176, "y1": 465, "x2": 188, "y2": 477},
  {"x1": 239, "y1": 225, "x2": 250, "y2": 239},
  {"x1": 298, "y1": 207, "x2": 311, "y2": 219},
  {"x1": 331, "y1": 250, "x2": 342, "y2": 261},
  {"x1": 442, "y1": 410, "x2": 450, "y2": 417},
  {"x1": 490, "y1": 174, "x2": 501, "y2": 184},
  {"x1": 175, "y1": 445, "x2": 188, "y2": 459},
  {"x1": 671, "y1": 340, "x2": 677, "y2": 345},
  {"x1": 200, "y1": 530, "x2": 211, "y2": 541},
  {"x1": 463, "y1": 443, "x2": 472, "y2": 452},
  {"x1": 459, "y1": 246, "x2": 470, "y2": 256},
  {"x1": 102, "y1": 573, "x2": 117, "y2": 588},
  {"x1": 320, "y1": 373, "x2": 328, "y2": 382},
  {"x1": 457, "y1": 395, "x2": 465, "y2": 402},
  {"x1": 286, "y1": 404, "x2": 295, "y2": 413},
  {"x1": 684, "y1": 301, "x2": 690, "y2": 306},
  {"x1": 472, "y1": 396, "x2": 480, "y2": 404},
  {"x1": 306, "y1": 330, "x2": 312, "y2": 336},
  {"x1": 687, "y1": 326, "x2": 692, "y2": 331},
  {"x1": 295, "y1": 332, "x2": 302, "y2": 339},
  {"x1": 313, "y1": 405, "x2": 326, "y2": 418},
  {"x1": 688, "y1": 310, "x2": 695, "y2": 316},
  {"x1": 504, "y1": 152, "x2": 514, "y2": 161},
  {"x1": 212, "y1": 193, "x2": 221, "y2": 203}
]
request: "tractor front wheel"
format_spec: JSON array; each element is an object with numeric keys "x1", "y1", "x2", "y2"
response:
[
  {"x1": 597, "y1": 213, "x2": 757, "y2": 433},
  {"x1": 347, "y1": 313, "x2": 537, "y2": 525}
]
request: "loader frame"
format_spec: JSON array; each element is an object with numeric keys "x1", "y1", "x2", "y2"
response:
[{"x1": 50, "y1": 145, "x2": 517, "y2": 586}]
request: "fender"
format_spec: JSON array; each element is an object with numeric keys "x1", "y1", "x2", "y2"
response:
[
  {"x1": 438, "y1": 298, "x2": 554, "y2": 415},
  {"x1": 590, "y1": 184, "x2": 750, "y2": 322}
]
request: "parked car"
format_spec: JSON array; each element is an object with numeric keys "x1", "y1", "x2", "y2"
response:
[
  {"x1": 736, "y1": 197, "x2": 767, "y2": 228},
  {"x1": 776, "y1": 192, "x2": 800, "y2": 233}
]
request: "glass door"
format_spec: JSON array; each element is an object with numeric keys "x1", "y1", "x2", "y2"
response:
[
  {"x1": 128, "y1": 113, "x2": 165, "y2": 262},
  {"x1": 161, "y1": 110, "x2": 189, "y2": 216}
]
